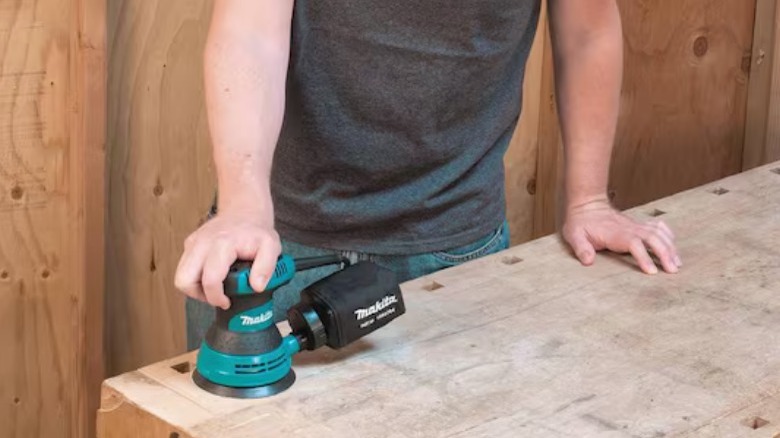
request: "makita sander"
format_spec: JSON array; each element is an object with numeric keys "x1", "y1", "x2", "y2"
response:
[{"x1": 193, "y1": 254, "x2": 406, "y2": 398}]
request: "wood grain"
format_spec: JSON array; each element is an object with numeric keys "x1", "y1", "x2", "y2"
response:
[
  {"x1": 744, "y1": 0, "x2": 780, "y2": 170},
  {"x1": 98, "y1": 162, "x2": 780, "y2": 438},
  {"x1": 609, "y1": 0, "x2": 756, "y2": 209},
  {"x1": 0, "y1": 0, "x2": 105, "y2": 436},
  {"x1": 504, "y1": 2, "x2": 546, "y2": 245},
  {"x1": 106, "y1": 0, "x2": 216, "y2": 376}
]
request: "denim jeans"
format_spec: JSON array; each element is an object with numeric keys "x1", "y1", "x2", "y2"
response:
[{"x1": 185, "y1": 220, "x2": 510, "y2": 350}]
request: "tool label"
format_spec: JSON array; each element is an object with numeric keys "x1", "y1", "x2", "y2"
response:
[
  {"x1": 239, "y1": 311, "x2": 273, "y2": 326},
  {"x1": 354, "y1": 294, "x2": 399, "y2": 321}
]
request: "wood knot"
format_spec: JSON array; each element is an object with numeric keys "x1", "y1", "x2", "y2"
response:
[
  {"x1": 0, "y1": 271, "x2": 8, "y2": 280},
  {"x1": 153, "y1": 183, "x2": 164, "y2": 197},
  {"x1": 526, "y1": 178, "x2": 537, "y2": 195},
  {"x1": 10, "y1": 185, "x2": 23, "y2": 200},
  {"x1": 693, "y1": 36, "x2": 708, "y2": 57}
]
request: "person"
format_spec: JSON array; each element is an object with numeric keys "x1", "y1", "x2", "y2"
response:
[{"x1": 175, "y1": 0, "x2": 682, "y2": 349}]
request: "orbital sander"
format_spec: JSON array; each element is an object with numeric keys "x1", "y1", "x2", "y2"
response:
[{"x1": 192, "y1": 254, "x2": 405, "y2": 398}]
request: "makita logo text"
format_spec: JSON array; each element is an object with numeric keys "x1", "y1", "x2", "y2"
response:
[
  {"x1": 240, "y1": 311, "x2": 272, "y2": 326},
  {"x1": 354, "y1": 295, "x2": 398, "y2": 321}
]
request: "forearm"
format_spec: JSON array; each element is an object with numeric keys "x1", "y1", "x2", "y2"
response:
[
  {"x1": 203, "y1": 5, "x2": 292, "y2": 220},
  {"x1": 548, "y1": 1, "x2": 623, "y2": 210}
]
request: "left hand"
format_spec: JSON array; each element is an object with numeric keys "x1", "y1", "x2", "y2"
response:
[{"x1": 561, "y1": 198, "x2": 682, "y2": 274}]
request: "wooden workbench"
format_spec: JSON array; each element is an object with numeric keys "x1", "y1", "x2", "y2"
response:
[{"x1": 98, "y1": 162, "x2": 780, "y2": 438}]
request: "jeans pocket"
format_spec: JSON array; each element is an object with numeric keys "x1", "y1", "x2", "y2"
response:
[{"x1": 431, "y1": 222, "x2": 509, "y2": 265}]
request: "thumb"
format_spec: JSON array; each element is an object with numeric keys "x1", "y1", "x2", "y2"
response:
[
  {"x1": 249, "y1": 237, "x2": 281, "y2": 292},
  {"x1": 567, "y1": 229, "x2": 596, "y2": 266}
]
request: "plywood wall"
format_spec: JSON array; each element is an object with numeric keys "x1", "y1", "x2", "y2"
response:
[
  {"x1": 0, "y1": 0, "x2": 105, "y2": 436},
  {"x1": 106, "y1": 0, "x2": 215, "y2": 375},
  {"x1": 744, "y1": 0, "x2": 780, "y2": 169}
]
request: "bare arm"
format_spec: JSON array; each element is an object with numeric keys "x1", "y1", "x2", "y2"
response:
[
  {"x1": 548, "y1": 0, "x2": 622, "y2": 208},
  {"x1": 548, "y1": 0, "x2": 681, "y2": 274},
  {"x1": 175, "y1": 0, "x2": 294, "y2": 308}
]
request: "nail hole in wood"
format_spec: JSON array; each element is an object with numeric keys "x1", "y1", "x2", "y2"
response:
[
  {"x1": 741, "y1": 416, "x2": 769, "y2": 430},
  {"x1": 169, "y1": 433, "x2": 179, "y2": 438},
  {"x1": 13, "y1": 397, "x2": 20, "y2": 405},
  {"x1": 422, "y1": 281, "x2": 444, "y2": 292},
  {"x1": 711, "y1": 187, "x2": 729, "y2": 195},
  {"x1": 502, "y1": 256, "x2": 523, "y2": 265},
  {"x1": 149, "y1": 256, "x2": 157, "y2": 272},
  {"x1": 0, "y1": 271, "x2": 8, "y2": 280},
  {"x1": 40, "y1": 269, "x2": 50, "y2": 279},
  {"x1": 771, "y1": 168, "x2": 780, "y2": 175},
  {"x1": 648, "y1": 209, "x2": 666, "y2": 217},
  {"x1": 10, "y1": 185, "x2": 23, "y2": 200},
  {"x1": 171, "y1": 362, "x2": 192, "y2": 374}
]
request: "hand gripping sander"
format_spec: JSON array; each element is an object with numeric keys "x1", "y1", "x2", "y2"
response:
[{"x1": 192, "y1": 254, "x2": 406, "y2": 398}]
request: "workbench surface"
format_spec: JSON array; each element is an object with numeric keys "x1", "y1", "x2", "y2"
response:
[{"x1": 98, "y1": 163, "x2": 780, "y2": 438}]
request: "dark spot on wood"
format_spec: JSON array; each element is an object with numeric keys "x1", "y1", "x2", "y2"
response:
[
  {"x1": 150, "y1": 255, "x2": 157, "y2": 272},
  {"x1": 169, "y1": 433, "x2": 179, "y2": 438},
  {"x1": 0, "y1": 271, "x2": 8, "y2": 280},
  {"x1": 469, "y1": 344, "x2": 476, "y2": 348},
  {"x1": 171, "y1": 362, "x2": 191, "y2": 374},
  {"x1": 682, "y1": 416, "x2": 691, "y2": 421},
  {"x1": 422, "y1": 281, "x2": 444, "y2": 292},
  {"x1": 153, "y1": 182, "x2": 164, "y2": 197},
  {"x1": 50, "y1": 81, "x2": 54, "y2": 86},
  {"x1": 163, "y1": 64, "x2": 167, "y2": 68},
  {"x1": 648, "y1": 209, "x2": 666, "y2": 217},
  {"x1": 742, "y1": 416, "x2": 769, "y2": 429},
  {"x1": 711, "y1": 187, "x2": 729, "y2": 195},
  {"x1": 13, "y1": 397, "x2": 20, "y2": 405},
  {"x1": 501, "y1": 256, "x2": 523, "y2": 265},
  {"x1": 693, "y1": 36, "x2": 708, "y2": 57},
  {"x1": 41, "y1": 269, "x2": 50, "y2": 279},
  {"x1": 10, "y1": 185, "x2": 23, "y2": 200},
  {"x1": 526, "y1": 178, "x2": 536, "y2": 195}
]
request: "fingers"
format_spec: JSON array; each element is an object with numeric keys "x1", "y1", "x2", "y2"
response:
[
  {"x1": 249, "y1": 235, "x2": 282, "y2": 292},
  {"x1": 628, "y1": 239, "x2": 658, "y2": 275},
  {"x1": 174, "y1": 238, "x2": 210, "y2": 302},
  {"x1": 655, "y1": 221, "x2": 682, "y2": 266},
  {"x1": 201, "y1": 239, "x2": 237, "y2": 310},
  {"x1": 643, "y1": 233, "x2": 678, "y2": 274},
  {"x1": 566, "y1": 228, "x2": 597, "y2": 266},
  {"x1": 648, "y1": 220, "x2": 682, "y2": 269}
]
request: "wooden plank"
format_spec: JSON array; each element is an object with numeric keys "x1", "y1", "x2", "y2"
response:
[
  {"x1": 99, "y1": 162, "x2": 780, "y2": 438},
  {"x1": 744, "y1": 0, "x2": 780, "y2": 170},
  {"x1": 0, "y1": 0, "x2": 105, "y2": 436},
  {"x1": 106, "y1": 0, "x2": 216, "y2": 375}
]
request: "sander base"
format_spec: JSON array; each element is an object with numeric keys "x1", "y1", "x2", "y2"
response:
[{"x1": 192, "y1": 369, "x2": 296, "y2": 399}]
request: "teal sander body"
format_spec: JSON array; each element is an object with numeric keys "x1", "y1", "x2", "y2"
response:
[{"x1": 193, "y1": 254, "x2": 406, "y2": 399}]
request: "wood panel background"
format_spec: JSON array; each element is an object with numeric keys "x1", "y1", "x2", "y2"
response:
[
  {"x1": 0, "y1": 0, "x2": 105, "y2": 436},
  {"x1": 744, "y1": 0, "x2": 780, "y2": 169},
  {"x1": 106, "y1": 0, "x2": 215, "y2": 376},
  {"x1": 105, "y1": 0, "x2": 777, "y2": 382}
]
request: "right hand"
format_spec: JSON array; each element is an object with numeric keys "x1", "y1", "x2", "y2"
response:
[{"x1": 174, "y1": 210, "x2": 281, "y2": 309}]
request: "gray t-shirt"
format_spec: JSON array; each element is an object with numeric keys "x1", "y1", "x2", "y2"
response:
[{"x1": 271, "y1": 0, "x2": 542, "y2": 254}]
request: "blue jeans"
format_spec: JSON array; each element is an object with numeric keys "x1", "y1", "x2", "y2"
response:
[{"x1": 185, "y1": 220, "x2": 510, "y2": 350}]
